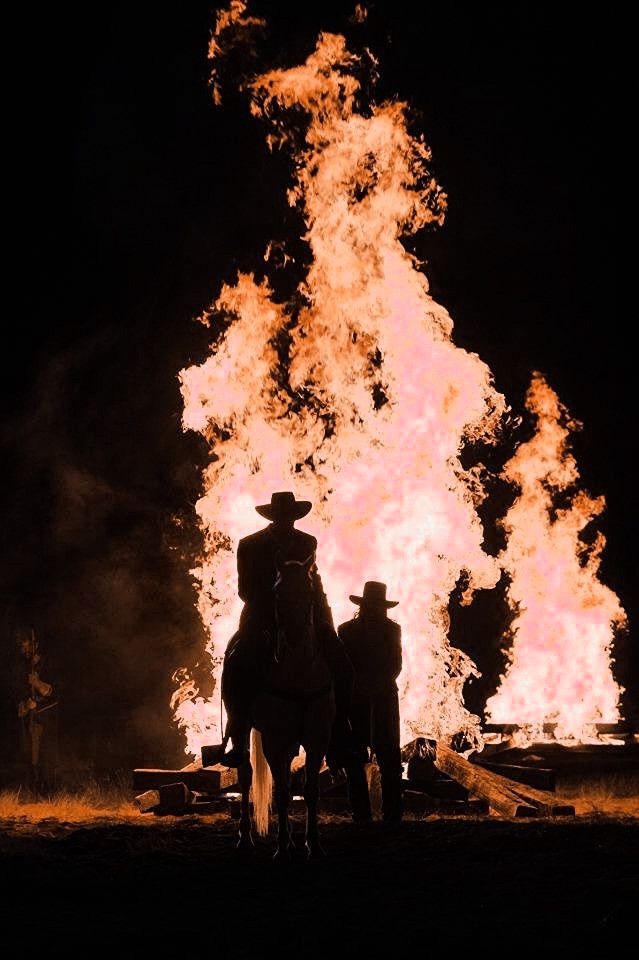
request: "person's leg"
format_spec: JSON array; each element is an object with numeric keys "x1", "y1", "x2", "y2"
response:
[
  {"x1": 345, "y1": 759, "x2": 372, "y2": 821},
  {"x1": 372, "y1": 687, "x2": 403, "y2": 822},
  {"x1": 345, "y1": 695, "x2": 373, "y2": 821}
]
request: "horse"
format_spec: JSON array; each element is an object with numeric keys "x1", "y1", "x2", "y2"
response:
[{"x1": 235, "y1": 552, "x2": 336, "y2": 859}]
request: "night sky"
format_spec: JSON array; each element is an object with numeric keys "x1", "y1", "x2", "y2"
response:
[{"x1": 2, "y1": 2, "x2": 634, "y2": 774}]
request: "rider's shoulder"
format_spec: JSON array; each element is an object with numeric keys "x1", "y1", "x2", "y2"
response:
[
  {"x1": 294, "y1": 528, "x2": 317, "y2": 550},
  {"x1": 337, "y1": 617, "x2": 358, "y2": 638},
  {"x1": 238, "y1": 527, "x2": 271, "y2": 549},
  {"x1": 238, "y1": 526, "x2": 317, "y2": 551}
]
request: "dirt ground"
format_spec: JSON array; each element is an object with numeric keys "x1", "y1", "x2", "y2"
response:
[{"x1": 1, "y1": 802, "x2": 637, "y2": 955}]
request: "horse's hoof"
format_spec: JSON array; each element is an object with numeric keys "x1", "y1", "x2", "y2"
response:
[
  {"x1": 236, "y1": 834, "x2": 255, "y2": 853},
  {"x1": 273, "y1": 846, "x2": 292, "y2": 862},
  {"x1": 305, "y1": 841, "x2": 326, "y2": 859}
]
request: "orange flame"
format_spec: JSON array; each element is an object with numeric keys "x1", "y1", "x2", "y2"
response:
[
  {"x1": 172, "y1": 10, "x2": 626, "y2": 757},
  {"x1": 486, "y1": 374, "x2": 626, "y2": 742},
  {"x1": 172, "y1": 26, "x2": 507, "y2": 755}
]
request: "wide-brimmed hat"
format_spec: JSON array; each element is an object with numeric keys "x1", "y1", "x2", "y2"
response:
[
  {"x1": 255, "y1": 491, "x2": 312, "y2": 521},
  {"x1": 349, "y1": 581, "x2": 398, "y2": 608}
]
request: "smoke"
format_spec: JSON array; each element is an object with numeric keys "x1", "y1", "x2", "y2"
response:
[{"x1": 0, "y1": 334, "x2": 206, "y2": 778}]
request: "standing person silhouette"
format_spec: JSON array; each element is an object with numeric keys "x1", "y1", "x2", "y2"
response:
[
  {"x1": 338, "y1": 582, "x2": 403, "y2": 823},
  {"x1": 219, "y1": 491, "x2": 352, "y2": 768}
]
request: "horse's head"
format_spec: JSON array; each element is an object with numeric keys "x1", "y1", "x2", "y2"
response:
[
  {"x1": 270, "y1": 549, "x2": 329, "y2": 674},
  {"x1": 272, "y1": 551, "x2": 316, "y2": 647},
  {"x1": 273, "y1": 551, "x2": 316, "y2": 609}
]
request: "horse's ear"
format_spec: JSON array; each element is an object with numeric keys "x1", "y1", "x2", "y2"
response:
[{"x1": 303, "y1": 552, "x2": 316, "y2": 569}]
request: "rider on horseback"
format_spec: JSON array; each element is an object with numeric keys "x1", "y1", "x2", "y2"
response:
[{"x1": 219, "y1": 491, "x2": 353, "y2": 768}]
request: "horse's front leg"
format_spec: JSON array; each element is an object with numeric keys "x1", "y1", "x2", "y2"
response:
[
  {"x1": 236, "y1": 753, "x2": 254, "y2": 852},
  {"x1": 303, "y1": 749, "x2": 325, "y2": 858}
]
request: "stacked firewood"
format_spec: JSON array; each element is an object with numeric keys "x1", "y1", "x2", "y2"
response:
[
  {"x1": 133, "y1": 760, "x2": 237, "y2": 815},
  {"x1": 133, "y1": 741, "x2": 578, "y2": 818},
  {"x1": 435, "y1": 744, "x2": 575, "y2": 817}
]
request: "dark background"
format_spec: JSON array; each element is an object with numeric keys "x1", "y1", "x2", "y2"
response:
[{"x1": 1, "y1": 2, "x2": 634, "y2": 779}]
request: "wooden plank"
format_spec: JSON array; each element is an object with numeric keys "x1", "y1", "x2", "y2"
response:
[
  {"x1": 158, "y1": 782, "x2": 193, "y2": 808},
  {"x1": 467, "y1": 796, "x2": 489, "y2": 814},
  {"x1": 404, "y1": 789, "x2": 488, "y2": 817},
  {"x1": 404, "y1": 777, "x2": 469, "y2": 801},
  {"x1": 483, "y1": 722, "x2": 635, "y2": 735},
  {"x1": 472, "y1": 754, "x2": 574, "y2": 815},
  {"x1": 135, "y1": 789, "x2": 160, "y2": 813},
  {"x1": 319, "y1": 768, "x2": 347, "y2": 796},
  {"x1": 435, "y1": 744, "x2": 538, "y2": 818},
  {"x1": 136, "y1": 783, "x2": 225, "y2": 816},
  {"x1": 472, "y1": 758, "x2": 556, "y2": 791},
  {"x1": 502, "y1": 780, "x2": 575, "y2": 816},
  {"x1": 132, "y1": 766, "x2": 236, "y2": 794},
  {"x1": 458, "y1": 750, "x2": 574, "y2": 816},
  {"x1": 435, "y1": 796, "x2": 489, "y2": 816},
  {"x1": 152, "y1": 797, "x2": 229, "y2": 817}
]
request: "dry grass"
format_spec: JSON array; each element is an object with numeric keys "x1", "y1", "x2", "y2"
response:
[
  {"x1": 0, "y1": 777, "x2": 137, "y2": 824},
  {"x1": 566, "y1": 774, "x2": 639, "y2": 819},
  {"x1": 1, "y1": 768, "x2": 637, "y2": 829}
]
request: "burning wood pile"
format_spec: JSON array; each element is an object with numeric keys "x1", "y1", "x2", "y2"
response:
[
  {"x1": 133, "y1": 760, "x2": 236, "y2": 816},
  {"x1": 136, "y1": 735, "x2": 629, "y2": 820}
]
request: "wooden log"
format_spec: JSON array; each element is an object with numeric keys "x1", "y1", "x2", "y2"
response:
[
  {"x1": 153, "y1": 795, "x2": 228, "y2": 816},
  {"x1": 403, "y1": 788, "x2": 488, "y2": 817},
  {"x1": 135, "y1": 789, "x2": 161, "y2": 813},
  {"x1": 502, "y1": 781, "x2": 575, "y2": 816},
  {"x1": 319, "y1": 767, "x2": 347, "y2": 796},
  {"x1": 483, "y1": 722, "x2": 635, "y2": 735},
  {"x1": 466, "y1": 796, "x2": 489, "y2": 815},
  {"x1": 187, "y1": 798, "x2": 228, "y2": 815},
  {"x1": 180, "y1": 759, "x2": 202, "y2": 771},
  {"x1": 435, "y1": 744, "x2": 538, "y2": 817},
  {"x1": 435, "y1": 796, "x2": 490, "y2": 816},
  {"x1": 406, "y1": 750, "x2": 439, "y2": 784},
  {"x1": 472, "y1": 757, "x2": 556, "y2": 791},
  {"x1": 136, "y1": 783, "x2": 221, "y2": 816},
  {"x1": 132, "y1": 766, "x2": 236, "y2": 794},
  {"x1": 158, "y1": 782, "x2": 194, "y2": 808},
  {"x1": 440, "y1": 746, "x2": 574, "y2": 816},
  {"x1": 404, "y1": 777, "x2": 469, "y2": 801}
]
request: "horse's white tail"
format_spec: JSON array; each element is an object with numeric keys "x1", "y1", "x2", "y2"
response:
[{"x1": 250, "y1": 729, "x2": 272, "y2": 836}]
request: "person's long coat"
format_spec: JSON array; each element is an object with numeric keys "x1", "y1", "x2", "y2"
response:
[{"x1": 337, "y1": 615, "x2": 402, "y2": 755}]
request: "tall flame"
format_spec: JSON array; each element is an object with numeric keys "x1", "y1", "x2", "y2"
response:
[
  {"x1": 486, "y1": 374, "x2": 625, "y2": 741},
  {"x1": 172, "y1": 24, "x2": 507, "y2": 755},
  {"x1": 172, "y1": 8, "x2": 625, "y2": 757}
]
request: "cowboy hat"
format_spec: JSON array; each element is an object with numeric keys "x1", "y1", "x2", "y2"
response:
[
  {"x1": 349, "y1": 581, "x2": 398, "y2": 608},
  {"x1": 255, "y1": 490, "x2": 312, "y2": 521}
]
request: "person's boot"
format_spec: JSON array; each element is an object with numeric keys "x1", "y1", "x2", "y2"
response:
[{"x1": 219, "y1": 713, "x2": 250, "y2": 768}]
